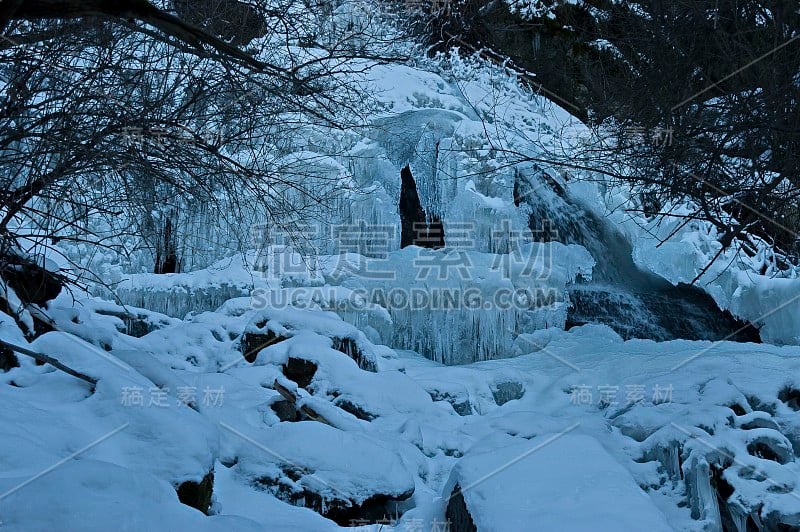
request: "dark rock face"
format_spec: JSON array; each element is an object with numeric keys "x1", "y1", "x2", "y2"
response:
[
  {"x1": 154, "y1": 251, "x2": 178, "y2": 274},
  {"x1": 693, "y1": 455, "x2": 800, "y2": 531},
  {"x1": 119, "y1": 317, "x2": 154, "y2": 338},
  {"x1": 519, "y1": 175, "x2": 762, "y2": 344},
  {"x1": 445, "y1": 484, "x2": 478, "y2": 532},
  {"x1": 778, "y1": 387, "x2": 800, "y2": 411},
  {"x1": 0, "y1": 346, "x2": 19, "y2": 372},
  {"x1": 565, "y1": 283, "x2": 762, "y2": 343},
  {"x1": 240, "y1": 329, "x2": 288, "y2": 363},
  {"x1": 334, "y1": 398, "x2": 376, "y2": 421},
  {"x1": 708, "y1": 463, "x2": 740, "y2": 532},
  {"x1": 1, "y1": 255, "x2": 63, "y2": 306},
  {"x1": 256, "y1": 468, "x2": 413, "y2": 527},
  {"x1": 399, "y1": 165, "x2": 444, "y2": 249},
  {"x1": 283, "y1": 357, "x2": 318, "y2": 388},
  {"x1": 176, "y1": 471, "x2": 214, "y2": 515},
  {"x1": 240, "y1": 329, "x2": 374, "y2": 371},
  {"x1": 429, "y1": 391, "x2": 472, "y2": 416},
  {"x1": 270, "y1": 399, "x2": 301, "y2": 422},
  {"x1": 323, "y1": 492, "x2": 412, "y2": 527},
  {"x1": 154, "y1": 216, "x2": 179, "y2": 274},
  {"x1": 491, "y1": 381, "x2": 524, "y2": 406},
  {"x1": 332, "y1": 337, "x2": 377, "y2": 372}
]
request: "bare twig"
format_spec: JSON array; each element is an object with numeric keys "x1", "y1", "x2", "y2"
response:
[
  {"x1": 273, "y1": 379, "x2": 332, "y2": 426},
  {"x1": 0, "y1": 337, "x2": 97, "y2": 385}
]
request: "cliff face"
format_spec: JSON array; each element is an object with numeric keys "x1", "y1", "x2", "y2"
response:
[{"x1": 399, "y1": 165, "x2": 445, "y2": 249}]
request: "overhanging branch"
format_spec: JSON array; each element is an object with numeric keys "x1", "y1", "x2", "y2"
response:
[{"x1": 0, "y1": 0, "x2": 272, "y2": 72}]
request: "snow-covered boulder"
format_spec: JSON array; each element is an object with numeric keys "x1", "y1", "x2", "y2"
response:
[
  {"x1": 224, "y1": 421, "x2": 415, "y2": 525},
  {"x1": 443, "y1": 434, "x2": 674, "y2": 531}
]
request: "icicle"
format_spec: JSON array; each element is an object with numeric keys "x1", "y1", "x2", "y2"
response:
[
  {"x1": 684, "y1": 455, "x2": 723, "y2": 531},
  {"x1": 116, "y1": 284, "x2": 250, "y2": 319},
  {"x1": 729, "y1": 505, "x2": 749, "y2": 532}
]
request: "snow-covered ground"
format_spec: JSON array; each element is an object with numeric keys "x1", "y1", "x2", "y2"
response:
[{"x1": 2, "y1": 281, "x2": 799, "y2": 530}]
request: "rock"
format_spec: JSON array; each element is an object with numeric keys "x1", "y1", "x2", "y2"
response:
[
  {"x1": 491, "y1": 381, "x2": 524, "y2": 406},
  {"x1": 1, "y1": 255, "x2": 63, "y2": 306},
  {"x1": 238, "y1": 423, "x2": 415, "y2": 526},
  {"x1": 728, "y1": 403, "x2": 748, "y2": 416},
  {"x1": 240, "y1": 329, "x2": 288, "y2": 363},
  {"x1": 271, "y1": 399, "x2": 301, "y2": 422},
  {"x1": 254, "y1": 467, "x2": 413, "y2": 527},
  {"x1": 283, "y1": 357, "x2": 318, "y2": 388},
  {"x1": 332, "y1": 337, "x2": 376, "y2": 372},
  {"x1": 746, "y1": 436, "x2": 793, "y2": 464},
  {"x1": 241, "y1": 309, "x2": 377, "y2": 370},
  {"x1": 324, "y1": 492, "x2": 412, "y2": 527},
  {"x1": 94, "y1": 309, "x2": 171, "y2": 338},
  {"x1": 399, "y1": 165, "x2": 444, "y2": 249},
  {"x1": 735, "y1": 413, "x2": 780, "y2": 432},
  {"x1": 176, "y1": 470, "x2": 214, "y2": 515},
  {"x1": 334, "y1": 398, "x2": 376, "y2": 421},
  {"x1": 778, "y1": 387, "x2": 800, "y2": 411},
  {"x1": 121, "y1": 318, "x2": 156, "y2": 338},
  {"x1": 429, "y1": 391, "x2": 472, "y2": 416},
  {"x1": 445, "y1": 484, "x2": 477, "y2": 532},
  {"x1": 0, "y1": 346, "x2": 18, "y2": 372},
  {"x1": 444, "y1": 434, "x2": 673, "y2": 531}
]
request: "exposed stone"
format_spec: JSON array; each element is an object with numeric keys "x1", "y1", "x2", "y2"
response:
[
  {"x1": 746, "y1": 437, "x2": 792, "y2": 464},
  {"x1": 491, "y1": 381, "x2": 524, "y2": 406},
  {"x1": 429, "y1": 391, "x2": 472, "y2": 416},
  {"x1": 95, "y1": 309, "x2": 169, "y2": 338},
  {"x1": 728, "y1": 403, "x2": 748, "y2": 416},
  {"x1": 566, "y1": 283, "x2": 762, "y2": 343},
  {"x1": 762, "y1": 510, "x2": 800, "y2": 530},
  {"x1": 240, "y1": 329, "x2": 288, "y2": 363},
  {"x1": 445, "y1": 484, "x2": 478, "y2": 532},
  {"x1": 324, "y1": 492, "x2": 411, "y2": 527},
  {"x1": 778, "y1": 387, "x2": 800, "y2": 411},
  {"x1": 271, "y1": 399, "x2": 301, "y2": 422},
  {"x1": 399, "y1": 165, "x2": 444, "y2": 249},
  {"x1": 283, "y1": 357, "x2": 318, "y2": 388},
  {"x1": 176, "y1": 470, "x2": 214, "y2": 515},
  {"x1": 255, "y1": 467, "x2": 413, "y2": 527},
  {"x1": 746, "y1": 395, "x2": 777, "y2": 416},
  {"x1": 709, "y1": 464, "x2": 738, "y2": 532},
  {"x1": 121, "y1": 317, "x2": 154, "y2": 338},
  {"x1": 0, "y1": 346, "x2": 19, "y2": 372},
  {"x1": 332, "y1": 337, "x2": 376, "y2": 372},
  {"x1": 334, "y1": 398, "x2": 376, "y2": 421},
  {"x1": 738, "y1": 416, "x2": 780, "y2": 432},
  {"x1": 1, "y1": 255, "x2": 64, "y2": 306}
]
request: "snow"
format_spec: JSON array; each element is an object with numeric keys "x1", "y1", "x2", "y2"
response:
[
  {"x1": 445, "y1": 434, "x2": 674, "y2": 531},
  {"x1": 213, "y1": 460, "x2": 340, "y2": 531},
  {"x1": 226, "y1": 421, "x2": 415, "y2": 506},
  {"x1": 3, "y1": 268, "x2": 800, "y2": 530},
  {"x1": 0, "y1": 460, "x2": 263, "y2": 532}
]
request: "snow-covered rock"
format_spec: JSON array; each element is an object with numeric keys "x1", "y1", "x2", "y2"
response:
[{"x1": 444, "y1": 434, "x2": 674, "y2": 531}]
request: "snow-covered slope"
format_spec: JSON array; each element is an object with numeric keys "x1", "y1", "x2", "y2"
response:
[{"x1": 2, "y1": 291, "x2": 799, "y2": 530}]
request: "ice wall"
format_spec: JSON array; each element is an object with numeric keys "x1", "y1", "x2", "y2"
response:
[{"x1": 316, "y1": 245, "x2": 593, "y2": 364}]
